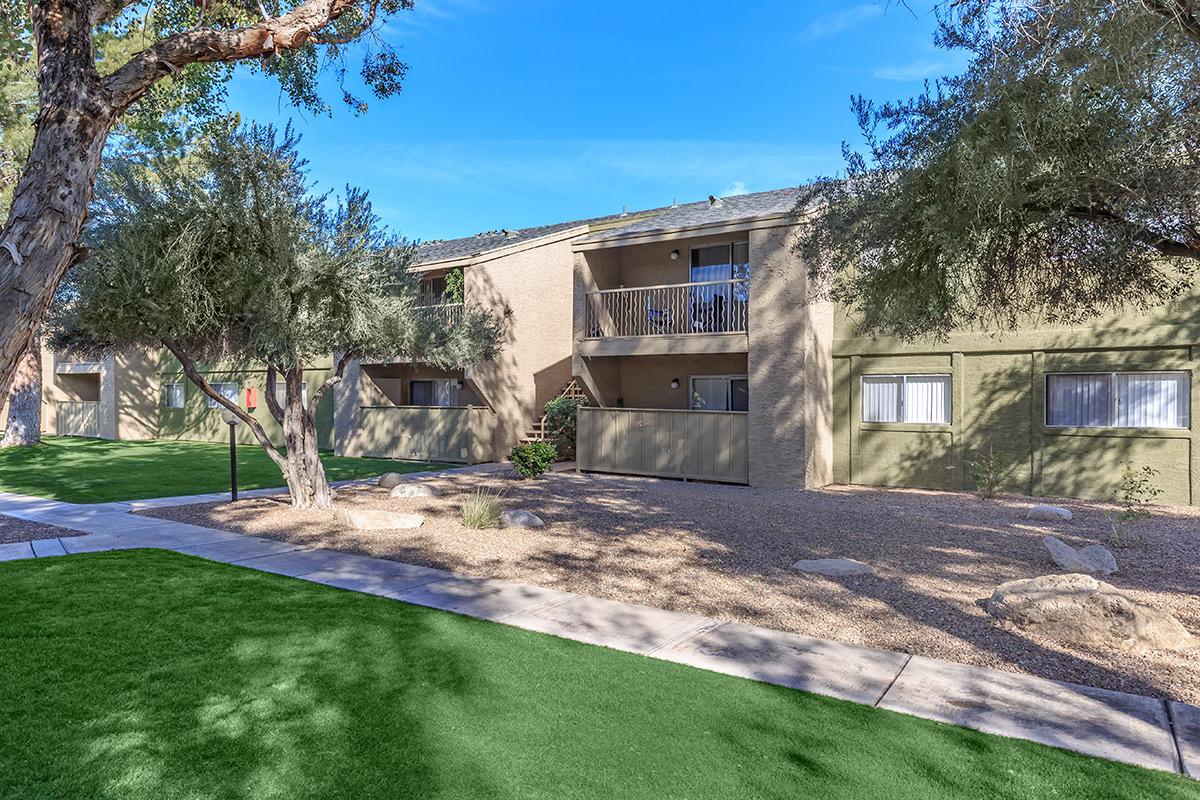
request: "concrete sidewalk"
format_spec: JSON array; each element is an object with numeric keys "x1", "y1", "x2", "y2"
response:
[{"x1": 0, "y1": 483, "x2": 1195, "y2": 780}]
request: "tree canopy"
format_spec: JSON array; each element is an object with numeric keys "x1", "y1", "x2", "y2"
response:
[
  {"x1": 51, "y1": 123, "x2": 504, "y2": 507},
  {"x1": 796, "y1": 0, "x2": 1200, "y2": 339}
]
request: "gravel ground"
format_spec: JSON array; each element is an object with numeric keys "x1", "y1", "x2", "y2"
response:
[
  {"x1": 142, "y1": 472, "x2": 1200, "y2": 703},
  {"x1": 0, "y1": 514, "x2": 84, "y2": 544}
]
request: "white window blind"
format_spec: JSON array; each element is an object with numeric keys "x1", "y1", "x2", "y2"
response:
[
  {"x1": 861, "y1": 375, "x2": 951, "y2": 424},
  {"x1": 1047, "y1": 372, "x2": 1189, "y2": 429},
  {"x1": 207, "y1": 382, "x2": 239, "y2": 409},
  {"x1": 274, "y1": 381, "x2": 307, "y2": 409},
  {"x1": 162, "y1": 383, "x2": 184, "y2": 409}
]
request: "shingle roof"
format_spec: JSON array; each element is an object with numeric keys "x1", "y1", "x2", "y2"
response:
[{"x1": 414, "y1": 186, "x2": 805, "y2": 265}]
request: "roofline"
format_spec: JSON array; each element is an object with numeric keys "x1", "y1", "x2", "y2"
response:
[
  {"x1": 412, "y1": 224, "x2": 592, "y2": 272},
  {"x1": 570, "y1": 208, "x2": 814, "y2": 252}
]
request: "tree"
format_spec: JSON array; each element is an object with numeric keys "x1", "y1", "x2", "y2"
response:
[
  {"x1": 0, "y1": 0, "x2": 415, "y2": 401},
  {"x1": 1, "y1": 329, "x2": 39, "y2": 446},
  {"x1": 796, "y1": 0, "x2": 1200, "y2": 339},
  {"x1": 51, "y1": 123, "x2": 504, "y2": 508}
]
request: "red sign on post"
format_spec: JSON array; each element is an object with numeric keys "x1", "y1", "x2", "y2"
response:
[{"x1": 245, "y1": 387, "x2": 258, "y2": 411}]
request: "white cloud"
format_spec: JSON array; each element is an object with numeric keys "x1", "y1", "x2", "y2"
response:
[
  {"x1": 872, "y1": 52, "x2": 971, "y2": 81},
  {"x1": 797, "y1": 4, "x2": 884, "y2": 41},
  {"x1": 721, "y1": 181, "x2": 749, "y2": 197}
]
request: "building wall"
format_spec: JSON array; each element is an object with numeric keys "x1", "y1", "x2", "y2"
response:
[
  {"x1": 465, "y1": 237, "x2": 577, "y2": 459},
  {"x1": 608, "y1": 353, "x2": 749, "y2": 409},
  {"x1": 832, "y1": 294, "x2": 1200, "y2": 503}
]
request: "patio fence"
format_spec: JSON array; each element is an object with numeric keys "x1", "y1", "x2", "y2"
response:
[
  {"x1": 56, "y1": 401, "x2": 99, "y2": 438},
  {"x1": 577, "y1": 407, "x2": 749, "y2": 484},
  {"x1": 356, "y1": 405, "x2": 495, "y2": 464}
]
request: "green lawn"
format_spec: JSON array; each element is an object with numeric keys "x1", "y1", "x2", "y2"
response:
[
  {"x1": 0, "y1": 550, "x2": 1191, "y2": 800},
  {"x1": 0, "y1": 436, "x2": 452, "y2": 503}
]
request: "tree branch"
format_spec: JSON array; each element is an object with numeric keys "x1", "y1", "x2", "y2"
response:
[
  {"x1": 308, "y1": 351, "x2": 354, "y2": 415},
  {"x1": 164, "y1": 340, "x2": 288, "y2": 471},
  {"x1": 264, "y1": 364, "x2": 285, "y2": 424},
  {"x1": 102, "y1": 0, "x2": 359, "y2": 111},
  {"x1": 1064, "y1": 204, "x2": 1200, "y2": 261},
  {"x1": 1141, "y1": 0, "x2": 1200, "y2": 44}
]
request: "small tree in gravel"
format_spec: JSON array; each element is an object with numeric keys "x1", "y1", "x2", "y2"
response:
[
  {"x1": 1108, "y1": 464, "x2": 1164, "y2": 547},
  {"x1": 51, "y1": 123, "x2": 503, "y2": 509},
  {"x1": 967, "y1": 442, "x2": 1010, "y2": 499}
]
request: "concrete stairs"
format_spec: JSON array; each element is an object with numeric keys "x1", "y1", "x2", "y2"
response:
[{"x1": 519, "y1": 379, "x2": 587, "y2": 443}]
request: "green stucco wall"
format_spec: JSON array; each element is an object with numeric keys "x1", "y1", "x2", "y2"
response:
[
  {"x1": 833, "y1": 296, "x2": 1200, "y2": 504},
  {"x1": 156, "y1": 357, "x2": 336, "y2": 450}
]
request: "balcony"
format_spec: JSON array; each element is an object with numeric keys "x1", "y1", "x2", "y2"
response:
[
  {"x1": 416, "y1": 302, "x2": 464, "y2": 328},
  {"x1": 579, "y1": 279, "x2": 749, "y2": 356},
  {"x1": 54, "y1": 356, "x2": 102, "y2": 375}
]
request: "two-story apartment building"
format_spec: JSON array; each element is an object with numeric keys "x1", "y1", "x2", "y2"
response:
[{"x1": 22, "y1": 185, "x2": 1200, "y2": 504}]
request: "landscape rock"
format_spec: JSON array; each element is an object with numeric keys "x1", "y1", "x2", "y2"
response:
[
  {"x1": 501, "y1": 510, "x2": 545, "y2": 529},
  {"x1": 390, "y1": 483, "x2": 441, "y2": 498},
  {"x1": 1025, "y1": 504, "x2": 1073, "y2": 522},
  {"x1": 987, "y1": 573, "x2": 1193, "y2": 653},
  {"x1": 377, "y1": 473, "x2": 405, "y2": 490},
  {"x1": 335, "y1": 508, "x2": 424, "y2": 530},
  {"x1": 790, "y1": 558, "x2": 874, "y2": 577},
  {"x1": 1043, "y1": 536, "x2": 1118, "y2": 576}
]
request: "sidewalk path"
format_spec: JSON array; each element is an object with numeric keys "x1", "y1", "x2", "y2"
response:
[{"x1": 0, "y1": 481, "x2": 1195, "y2": 780}]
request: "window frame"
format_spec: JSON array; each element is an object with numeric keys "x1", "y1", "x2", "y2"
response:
[
  {"x1": 688, "y1": 374, "x2": 749, "y2": 412},
  {"x1": 688, "y1": 241, "x2": 751, "y2": 283},
  {"x1": 859, "y1": 373, "x2": 952, "y2": 425},
  {"x1": 161, "y1": 382, "x2": 185, "y2": 409},
  {"x1": 274, "y1": 380, "x2": 308, "y2": 409},
  {"x1": 206, "y1": 382, "x2": 240, "y2": 409},
  {"x1": 1044, "y1": 370, "x2": 1191, "y2": 430}
]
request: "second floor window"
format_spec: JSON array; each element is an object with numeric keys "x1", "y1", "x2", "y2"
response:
[
  {"x1": 418, "y1": 275, "x2": 447, "y2": 306},
  {"x1": 688, "y1": 242, "x2": 750, "y2": 333}
]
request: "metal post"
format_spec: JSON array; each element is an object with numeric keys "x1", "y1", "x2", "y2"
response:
[{"x1": 228, "y1": 421, "x2": 238, "y2": 502}]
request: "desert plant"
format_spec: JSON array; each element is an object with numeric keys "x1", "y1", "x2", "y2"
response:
[
  {"x1": 543, "y1": 396, "x2": 586, "y2": 460},
  {"x1": 1107, "y1": 464, "x2": 1164, "y2": 547},
  {"x1": 444, "y1": 267, "x2": 465, "y2": 303},
  {"x1": 461, "y1": 488, "x2": 504, "y2": 530},
  {"x1": 967, "y1": 442, "x2": 1010, "y2": 499},
  {"x1": 509, "y1": 441, "x2": 557, "y2": 479}
]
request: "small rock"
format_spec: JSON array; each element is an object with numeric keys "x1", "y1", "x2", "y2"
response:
[
  {"x1": 335, "y1": 508, "x2": 424, "y2": 530},
  {"x1": 501, "y1": 509, "x2": 544, "y2": 528},
  {"x1": 378, "y1": 473, "x2": 405, "y2": 489},
  {"x1": 790, "y1": 557, "x2": 874, "y2": 577},
  {"x1": 987, "y1": 573, "x2": 1193, "y2": 653},
  {"x1": 1025, "y1": 504, "x2": 1072, "y2": 522},
  {"x1": 390, "y1": 483, "x2": 441, "y2": 498},
  {"x1": 1043, "y1": 536, "x2": 1117, "y2": 576}
]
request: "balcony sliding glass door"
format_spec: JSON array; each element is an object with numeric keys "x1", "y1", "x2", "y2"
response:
[{"x1": 689, "y1": 242, "x2": 749, "y2": 333}]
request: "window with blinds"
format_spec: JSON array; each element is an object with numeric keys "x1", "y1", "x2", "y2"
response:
[
  {"x1": 1045, "y1": 372, "x2": 1190, "y2": 429},
  {"x1": 206, "y1": 382, "x2": 239, "y2": 409},
  {"x1": 861, "y1": 374, "x2": 951, "y2": 424},
  {"x1": 161, "y1": 383, "x2": 185, "y2": 409}
]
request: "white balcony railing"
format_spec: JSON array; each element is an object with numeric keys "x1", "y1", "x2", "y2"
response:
[{"x1": 584, "y1": 279, "x2": 749, "y2": 339}]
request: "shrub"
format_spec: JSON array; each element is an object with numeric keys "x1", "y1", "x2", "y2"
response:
[
  {"x1": 509, "y1": 441, "x2": 557, "y2": 479},
  {"x1": 461, "y1": 488, "x2": 504, "y2": 529},
  {"x1": 543, "y1": 396, "x2": 586, "y2": 460},
  {"x1": 1108, "y1": 464, "x2": 1163, "y2": 547},
  {"x1": 967, "y1": 442, "x2": 1010, "y2": 499}
]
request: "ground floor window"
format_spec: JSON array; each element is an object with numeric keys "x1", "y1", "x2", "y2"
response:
[
  {"x1": 274, "y1": 380, "x2": 308, "y2": 409},
  {"x1": 411, "y1": 378, "x2": 460, "y2": 407},
  {"x1": 161, "y1": 383, "x2": 184, "y2": 409},
  {"x1": 206, "y1": 382, "x2": 239, "y2": 409},
  {"x1": 689, "y1": 375, "x2": 748, "y2": 411},
  {"x1": 861, "y1": 374, "x2": 951, "y2": 424},
  {"x1": 1046, "y1": 371, "x2": 1190, "y2": 429}
]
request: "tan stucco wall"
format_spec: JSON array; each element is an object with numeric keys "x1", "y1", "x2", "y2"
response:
[
  {"x1": 359, "y1": 364, "x2": 480, "y2": 407},
  {"x1": 466, "y1": 237, "x2": 576, "y2": 458},
  {"x1": 601, "y1": 353, "x2": 748, "y2": 409}
]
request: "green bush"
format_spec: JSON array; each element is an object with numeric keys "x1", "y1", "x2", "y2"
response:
[
  {"x1": 461, "y1": 488, "x2": 504, "y2": 529},
  {"x1": 509, "y1": 441, "x2": 557, "y2": 479},
  {"x1": 1108, "y1": 464, "x2": 1164, "y2": 546},
  {"x1": 967, "y1": 442, "x2": 1010, "y2": 499},
  {"x1": 543, "y1": 396, "x2": 586, "y2": 460}
]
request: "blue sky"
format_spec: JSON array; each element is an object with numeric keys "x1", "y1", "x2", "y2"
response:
[{"x1": 226, "y1": 1, "x2": 968, "y2": 241}]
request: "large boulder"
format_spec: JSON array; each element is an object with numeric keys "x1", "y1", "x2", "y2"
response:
[
  {"x1": 377, "y1": 473, "x2": 405, "y2": 489},
  {"x1": 390, "y1": 483, "x2": 441, "y2": 498},
  {"x1": 501, "y1": 509, "x2": 545, "y2": 529},
  {"x1": 336, "y1": 508, "x2": 424, "y2": 530},
  {"x1": 987, "y1": 574, "x2": 1193, "y2": 653},
  {"x1": 790, "y1": 558, "x2": 874, "y2": 577},
  {"x1": 1043, "y1": 536, "x2": 1118, "y2": 576},
  {"x1": 1025, "y1": 504, "x2": 1073, "y2": 522}
]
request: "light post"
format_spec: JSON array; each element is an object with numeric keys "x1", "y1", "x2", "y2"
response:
[{"x1": 220, "y1": 408, "x2": 243, "y2": 502}]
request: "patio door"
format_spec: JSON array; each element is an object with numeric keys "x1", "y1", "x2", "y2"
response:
[
  {"x1": 411, "y1": 378, "x2": 460, "y2": 407},
  {"x1": 689, "y1": 376, "x2": 749, "y2": 411},
  {"x1": 689, "y1": 242, "x2": 749, "y2": 332}
]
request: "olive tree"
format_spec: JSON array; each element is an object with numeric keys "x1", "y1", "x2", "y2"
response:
[
  {"x1": 51, "y1": 123, "x2": 503, "y2": 508},
  {"x1": 797, "y1": 0, "x2": 1200, "y2": 339},
  {"x1": 0, "y1": 0, "x2": 415, "y2": 397}
]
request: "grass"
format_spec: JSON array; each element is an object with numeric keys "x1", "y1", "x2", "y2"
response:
[
  {"x1": 0, "y1": 436, "x2": 452, "y2": 503},
  {"x1": 0, "y1": 550, "x2": 1193, "y2": 800}
]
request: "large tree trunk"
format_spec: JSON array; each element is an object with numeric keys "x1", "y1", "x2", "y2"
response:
[
  {"x1": 281, "y1": 366, "x2": 333, "y2": 509},
  {"x1": 0, "y1": 0, "x2": 114, "y2": 397},
  {"x1": 1, "y1": 332, "x2": 41, "y2": 447}
]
